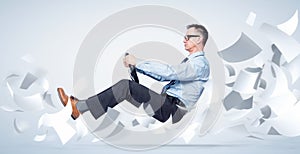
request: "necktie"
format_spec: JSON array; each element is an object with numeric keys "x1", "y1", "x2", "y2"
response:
[
  {"x1": 161, "y1": 57, "x2": 188, "y2": 94},
  {"x1": 181, "y1": 57, "x2": 189, "y2": 63}
]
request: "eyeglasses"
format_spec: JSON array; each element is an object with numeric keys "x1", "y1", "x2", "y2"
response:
[{"x1": 184, "y1": 35, "x2": 200, "y2": 41}]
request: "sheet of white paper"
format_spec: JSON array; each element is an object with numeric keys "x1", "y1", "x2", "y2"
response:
[
  {"x1": 268, "y1": 127, "x2": 281, "y2": 135},
  {"x1": 129, "y1": 104, "x2": 156, "y2": 128},
  {"x1": 13, "y1": 93, "x2": 44, "y2": 111},
  {"x1": 283, "y1": 55, "x2": 300, "y2": 84},
  {"x1": 265, "y1": 93, "x2": 297, "y2": 117},
  {"x1": 257, "y1": 63, "x2": 277, "y2": 100},
  {"x1": 0, "y1": 105, "x2": 23, "y2": 112},
  {"x1": 132, "y1": 119, "x2": 139, "y2": 127},
  {"x1": 250, "y1": 119, "x2": 273, "y2": 135},
  {"x1": 212, "y1": 103, "x2": 265, "y2": 136},
  {"x1": 225, "y1": 64, "x2": 236, "y2": 76},
  {"x1": 34, "y1": 133, "x2": 47, "y2": 142},
  {"x1": 218, "y1": 33, "x2": 262, "y2": 63},
  {"x1": 104, "y1": 122, "x2": 124, "y2": 139},
  {"x1": 250, "y1": 118, "x2": 260, "y2": 128},
  {"x1": 135, "y1": 116, "x2": 156, "y2": 128},
  {"x1": 247, "y1": 135, "x2": 264, "y2": 140},
  {"x1": 38, "y1": 99, "x2": 75, "y2": 144},
  {"x1": 227, "y1": 124, "x2": 251, "y2": 136},
  {"x1": 36, "y1": 77, "x2": 49, "y2": 91},
  {"x1": 13, "y1": 118, "x2": 30, "y2": 133},
  {"x1": 93, "y1": 108, "x2": 120, "y2": 132},
  {"x1": 52, "y1": 122, "x2": 76, "y2": 144},
  {"x1": 5, "y1": 73, "x2": 49, "y2": 111},
  {"x1": 6, "y1": 77, "x2": 17, "y2": 97},
  {"x1": 43, "y1": 93, "x2": 56, "y2": 108},
  {"x1": 20, "y1": 72, "x2": 38, "y2": 89},
  {"x1": 270, "y1": 63, "x2": 293, "y2": 98},
  {"x1": 233, "y1": 68, "x2": 262, "y2": 94},
  {"x1": 91, "y1": 138, "x2": 100, "y2": 143},
  {"x1": 75, "y1": 119, "x2": 89, "y2": 140},
  {"x1": 293, "y1": 89, "x2": 300, "y2": 100},
  {"x1": 144, "y1": 103, "x2": 155, "y2": 116},
  {"x1": 223, "y1": 108, "x2": 253, "y2": 122},
  {"x1": 259, "y1": 63, "x2": 292, "y2": 101},
  {"x1": 277, "y1": 10, "x2": 298, "y2": 36},
  {"x1": 5, "y1": 74, "x2": 20, "y2": 82},
  {"x1": 21, "y1": 54, "x2": 35, "y2": 63},
  {"x1": 259, "y1": 78, "x2": 267, "y2": 89},
  {"x1": 260, "y1": 105, "x2": 272, "y2": 119},
  {"x1": 80, "y1": 110, "x2": 106, "y2": 133},
  {"x1": 271, "y1": 44, "x2": 283, "y2": 66},
  {"x1": 226, "y1": 82, "x2": 235, "y2": 87},
  {"x1": 293, "y1": 78, "x2": 300, "y2": 91},
  {"x1": 267, "y1": 101, "x2": 300, "y2": 137},
  {"x1": 260, "y1": 23, "x2": 300, "y2": 63},
  {"x1": 223, "y1": 91, "x2": 253, "y2": 110},
  {"x1": 246, "y1": 11, "x2": 256, "y2": 26}
]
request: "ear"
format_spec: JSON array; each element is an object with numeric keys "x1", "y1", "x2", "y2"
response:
[{"x1": 196, "y1": 36, "x2": 203, "y2": 45}]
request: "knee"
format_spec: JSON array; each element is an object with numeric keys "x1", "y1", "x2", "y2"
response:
[
  {"x1": 117, "y1": 79, "x2": 130, "y2": 85},
  {"x1": 119, "y1": 79, "x2": 130, "y2": 83},
  {"x1": 114, "y1": 79, "x2": 130, "y2": 89}
]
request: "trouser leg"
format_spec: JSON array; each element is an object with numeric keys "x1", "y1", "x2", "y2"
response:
[{"x1": 82, "y1": 79, "x2": 186, "y2": 123}]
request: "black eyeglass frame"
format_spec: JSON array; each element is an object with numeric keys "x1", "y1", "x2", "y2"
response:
[{"x1": 184, "y1": 35, "x2": 201, "y2": 41}]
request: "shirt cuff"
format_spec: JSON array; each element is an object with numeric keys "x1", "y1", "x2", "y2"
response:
[{"x1": 135, "y1": 58, "x2": 144, "y2": 67}]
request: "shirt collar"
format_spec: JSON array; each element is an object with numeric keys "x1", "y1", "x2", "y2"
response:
[{"x1": 188, "y1": 51, "x2": 204, "y2": 59}]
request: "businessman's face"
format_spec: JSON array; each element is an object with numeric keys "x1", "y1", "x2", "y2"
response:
[{"x1": 183, "y1": 27, "x2": 201, "y2": 52}]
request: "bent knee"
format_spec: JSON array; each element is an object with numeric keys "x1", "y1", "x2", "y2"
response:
[
  {"x1": 114, "y1": 79, "x2": 131, "y2": 90},
  {"x1": 116, "y1": 79, "x2": 130, "y2": 85}
]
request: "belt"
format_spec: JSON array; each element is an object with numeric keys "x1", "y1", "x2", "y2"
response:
[
  {"x1": 165, "y1": 94, "x2": 187, "y2": 109},
  {"x1": 174, "y1": 98, "x2": 186, "y2": 108}
]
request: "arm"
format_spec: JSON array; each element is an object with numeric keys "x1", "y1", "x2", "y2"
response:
[{"x1": 136, "y1": 59, "x2": 206, "y2": 82}]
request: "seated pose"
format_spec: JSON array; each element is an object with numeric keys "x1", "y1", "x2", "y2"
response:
[{"x1": 57, "y1": 24, "x2": 210, "y2": 124}]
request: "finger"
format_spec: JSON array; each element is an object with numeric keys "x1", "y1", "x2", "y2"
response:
[
  {"x1": 123, "y1": 60, "x2": 127, "y2": 66},
  {"x1": 123, "y1": 60, "x2": 129, "y2": 67}
]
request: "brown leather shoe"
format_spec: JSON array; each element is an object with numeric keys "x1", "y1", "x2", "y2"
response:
[
  {"x1": 57, "y1": 88, "x2": 68, "y2": 106},
  {"x1": 70, "y1": 96, "x2": 80, "y2": 120},
  {"x1": 57, "y1": 88, "x2": 80, "y2": 120}
]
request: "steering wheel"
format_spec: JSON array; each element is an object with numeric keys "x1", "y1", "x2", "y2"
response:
[{"x1": 125, "y1": 53, "x2": 139, "y2": 83}]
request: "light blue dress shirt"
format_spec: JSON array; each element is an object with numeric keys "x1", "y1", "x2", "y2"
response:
[{"x1": 136, "y1": 51, "x2": 210, "y2": 109}]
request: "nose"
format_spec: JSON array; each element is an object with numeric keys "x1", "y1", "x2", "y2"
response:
[{"x1": 183, "y1": 38, "x2": 187, "y2": 43}]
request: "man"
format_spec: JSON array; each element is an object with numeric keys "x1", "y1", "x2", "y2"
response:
[{"x1": 58, "y1": 24, "x2": 210, "y2": 124}]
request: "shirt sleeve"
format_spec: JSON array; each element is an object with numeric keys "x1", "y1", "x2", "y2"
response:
[{"x1": 136, "y1": 59, "x2": 207, "y2": 82}]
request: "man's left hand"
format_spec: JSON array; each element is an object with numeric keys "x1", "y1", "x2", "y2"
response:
[{"x1": 123, "y1": 54, "x2": 136, "y2": 67}]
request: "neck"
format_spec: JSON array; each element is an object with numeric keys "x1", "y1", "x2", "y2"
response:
[{"x1": 188, "y1": 46, "x2": 203, "y2": 55}]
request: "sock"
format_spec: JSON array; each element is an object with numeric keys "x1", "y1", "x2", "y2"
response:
[{"x1": 76, "y1": 100, "x2": 89, "y2": 113}]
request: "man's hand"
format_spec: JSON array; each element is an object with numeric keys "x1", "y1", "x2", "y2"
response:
[{"x1": 123, "y1": 54, "x2": 136, "y2": 67}]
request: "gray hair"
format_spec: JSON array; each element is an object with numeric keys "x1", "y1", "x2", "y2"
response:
[{"x1": 186, "y1": 24, "x2": 208, "y2": 46}]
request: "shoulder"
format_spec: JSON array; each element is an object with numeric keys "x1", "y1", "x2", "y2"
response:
[{"x1": 190, "y1": 55, "x2": 209, "y2": 67}]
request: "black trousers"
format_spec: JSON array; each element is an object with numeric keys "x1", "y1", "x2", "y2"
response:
[{"x1": 85, "y1": 79, "x2": 187, "y2": 123}]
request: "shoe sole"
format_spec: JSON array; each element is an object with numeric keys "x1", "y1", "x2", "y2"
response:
[{"x1": 57, "y1": 89, "x2": 67, "y2": 107}]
